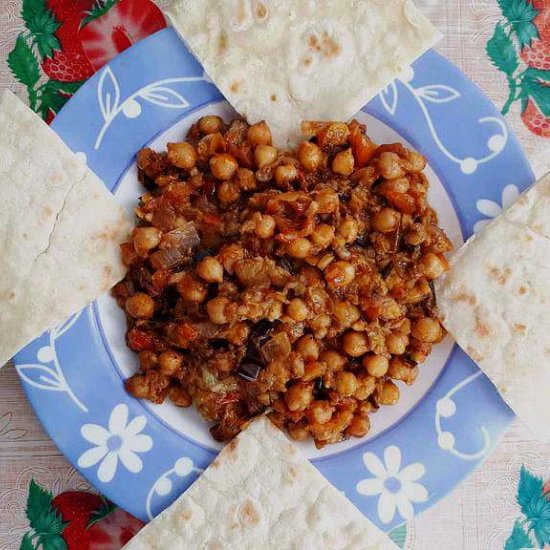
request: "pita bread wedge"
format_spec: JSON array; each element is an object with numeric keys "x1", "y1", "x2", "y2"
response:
[
  {"x1": 166, "y1": 0, "x2": 441, "y2": 147},
  {"x1": 435, "y1": 173, "x2": 550, "y2": 441},
  {"x1": 123, "y1": 417, "x2": 397, "y2": 550},
  {"x1": 0, "y1": 90, "x2": 132, "y2": 366}
]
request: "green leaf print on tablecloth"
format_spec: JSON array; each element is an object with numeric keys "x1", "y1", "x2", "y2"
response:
[
  {"x1": 505, "y1": 520, "x2": 535, "y2": 550},
  {"x1": 497, "y1": 0, "x2": 539, "y2": 49},
  {"x1": 82, "y1": 0, "x2": 119, "y2": 26},
  {"x1": 389, "y1": 524, "x2": 408, "y2": 548},
  {"x1": 505, "y1": 466, "x2": 550, "y2": 549},
  {"x1": 487, "y1": 23, "x2": 519, "y2": 76},
  {"x1": 7, "y1": 35, "x2": 41, "y2": 109}
]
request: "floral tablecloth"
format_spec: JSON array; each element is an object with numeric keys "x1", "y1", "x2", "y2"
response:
[{"x1": 1, "y1": 1, "x2": 550, "y2": 549}]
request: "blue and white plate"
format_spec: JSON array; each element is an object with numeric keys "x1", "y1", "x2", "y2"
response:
[{"x1": 14, "y1": 28, "x2": 534, "y2": 531}]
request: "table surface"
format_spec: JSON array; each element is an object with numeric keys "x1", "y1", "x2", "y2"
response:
[{"x1": 1, "y1": 1, "x2": 550, "y2": 549}]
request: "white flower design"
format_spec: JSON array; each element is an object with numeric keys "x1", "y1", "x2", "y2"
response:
[
  {"x1": 474, "y1": 184, "x2": 520, "y2": 234},
  {"x1": 78, "y1": 403, "x2": 152, "y2": 483},
  {"x1": 356, "y1": 445, "x2": 428, "y2": 524}
]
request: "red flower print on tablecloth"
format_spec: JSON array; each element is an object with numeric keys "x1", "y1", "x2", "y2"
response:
[
  {"x1": 487, "y1": 0, "x2": 550, "y2": 138},
  {"x1": 79, "y1": 0, "x2": 166, "y2": 71},
  {"x1": 7, "y1": 0, "x2": 166, "y2": 123},
  {"x1": 19, "y1": 479, "x2": 144, "y2": 550},
  {"x1": 42, "y1": 0, "x2": 96, "y2": 83}
]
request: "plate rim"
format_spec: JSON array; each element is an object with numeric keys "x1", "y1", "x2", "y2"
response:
[{"x1": 14, "y1": 27, "x2": 533, "y2": 531}]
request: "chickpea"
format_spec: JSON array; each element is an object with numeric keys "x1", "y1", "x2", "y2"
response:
[
  {"x1": 197, "y1": 256, "x2": 224, "y2": 283},
  {"x1": 388, "y1": 357, "x2": 419, "y2": 385},
  {"x1": 210, "y1": 153, "x2": 238, "y2": 180},
  {"x1": 235, "y1": 167, "x2": 257, "y2": 191},
  {"x1": 311, "y1": 313, "x2": 331, "y2": 339},
  {"x1": 288, "y1": 423, "x2": 310, "y2": 441},
  {"x1": 296, "y1": 334, "x2": 319, "y2": 362},
  {"x1": 354, "y1": 373, "x2": 376, "y2": 399},
  {"x1": 206, "y1": 297, "x2": 230, "y2": 324},
  {"x1": 133, "y1": 227, "x2": 161, "y2": 255},
  {"x1": 324, "y1": 261, "x2": 355, "y2": 288},
  {"x1": 247, "y1": 121, "x2": 272, "y2": 146},
  {"x1": 218, "y1": 243, "x2": 244, "y2": 274},
  {"x1": 216, "y1": 182, "x2": 239, "y2": 204},
  {"x1": 224, "y1": 322, "x2": 250, "y2": 345},
  {"x1": 302, "y1": 361, "x2": 325, "y2": 381},
  {"x1": 136, "y1": 148, "x2": 157, "y2": 178},
  {"x1": 411, "y1": 317, "x2": 442, "y2": 343},
  {"x1": 169, "y1": 386, "x2": 192, "y2": 407},
  {"x1": 306, "y1": 401, "x2": 334, "y2": 424},
  {"x1": 332, "y1": 148, "x2": 355, "y2": 176},
  {"x1": 335, "y1": 371, "x2": 358, "y2": 396},
  {"x1": 139, "y1": 350, "x2": 158, "y2": 370},
  {"x1": 158, "y1": 350, "x2": 183, "y2": 375},
  {"x1": 358, "y1": 400, "x2": 375, "y2": 416},
  {"x1": 171, "y1": 323, "x2": 199, "y2": 348},
  {"x1": 269, "y1": 265, "x2": 291, "y2": 287},
  {"x1": 377, "y1": 177, "x2": 410, "y2": 195},
  {"x1": 285, "y1": 382, "x2": 314, "y2": 412},
  {"x1": 298, "y1": 141, "x2": 323, "y2": 171},
  {"x1": 126, "y1": 374, "x2": 152, "y2": 399},
  {"x1": 287, "y1": 298, "x2": 310, "y2": 321},
  {"x1": 363, "y1": 354, "x2": 389, "y2": 377},
  {"x1": 343, "y1": 331, "x2": 369, "y2": 357},
  {"x1": 167, "y1": 142, "x2": 197, "y2": 170},
  {"x1": 257, "y1": 392, "x2": 271, "y2": 406},
  {"x1": 337, "y1": 218, "x2": 359, "y2": 243},
  {"x1": 177, "y1": 273, "x2": 207, "y2": 303},
  {"x1": 254, "y1": 213, "x2": 276, "y2": 239},
  {"x1": 312, "y1": 223, "x2": 335, "y2": 248},
  {"x1": 287, "y1": 237, "x2": 312, "y2": 259},
  {"x1": 275, "y1": 164, "x2": 299, "y2": 187},
  {"x1": 346, "y1": 415, "x2": 371, "y2": 438},
  {"x1": 386, "y1": 333, "x2": 409, "y2": 355},
  {"x1": 407, "y1": 151, "x2": 426, "y2": 172},
  {"x1": 377, "y1": 152, "x2": 404, "y2": 179},
  {"x1": 126, "y1": 293, "x2": 155, "y2": 319},
  {"x1": 268, "y1": 301, "x2": 284, "y2": 321},
  {"x1": 380, "y1": 298, "x2": 403, "y2": 321},
  {"x1": 375, "y1": 380, "x2": 400, "y2": 405},
  {"x1": 234, "y1": 258, "x2": 268, "y2": 286},
  {"x1": 318, "y1": 122, "x2": 350, "y2": 147},
  {"x1": 155, "y1": 174, "x2": 178, "y2": 188},
  {"x1": 317, "y1": 253, "x2": 335, "y2": 270},
  {"x1": 333, "y1": 302, "x2": 361, "y2": 328},
  {"x1": 320, "y1": 350, "x2": 347, "y2": 371},
  {"x1": 371, "y1": 208, "x2": 400, "y2": 233},
  {"x1": 420, "y1": 253, "x2": 447, "y2": 279},
  {"x1": 289, "y1": 353, "x2": 305, "y2": 378},
  {"x1": 315, "y1": 188, "x2": 339, "y2": 214},
  {"x1": 399, "y1": 318, "x2": 412, "y2": 335},
  {"x1": 405, "y1": 224, "x2": 426, "y2": 246},
  {"x1": 196, "y1": 132, "x2": 226, "y2": 161},
  {"x1": 254, "y1": 144, "x2": 278, "y2": 168},
  {"x1": 409, "y1": 341, "x2": 432, "y2": 364},
  {"x1": 199, "y1": 115, "x2": 223, "y2": 135}
]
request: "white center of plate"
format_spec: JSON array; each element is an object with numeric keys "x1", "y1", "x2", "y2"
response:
[{"x1": 96, "y1": 100, "x2": 463, "y2": 460}]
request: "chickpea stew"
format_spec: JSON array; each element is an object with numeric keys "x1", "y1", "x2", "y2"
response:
[{"x1": 113, "y1": 116, "x2": 452, "y2": 448}]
